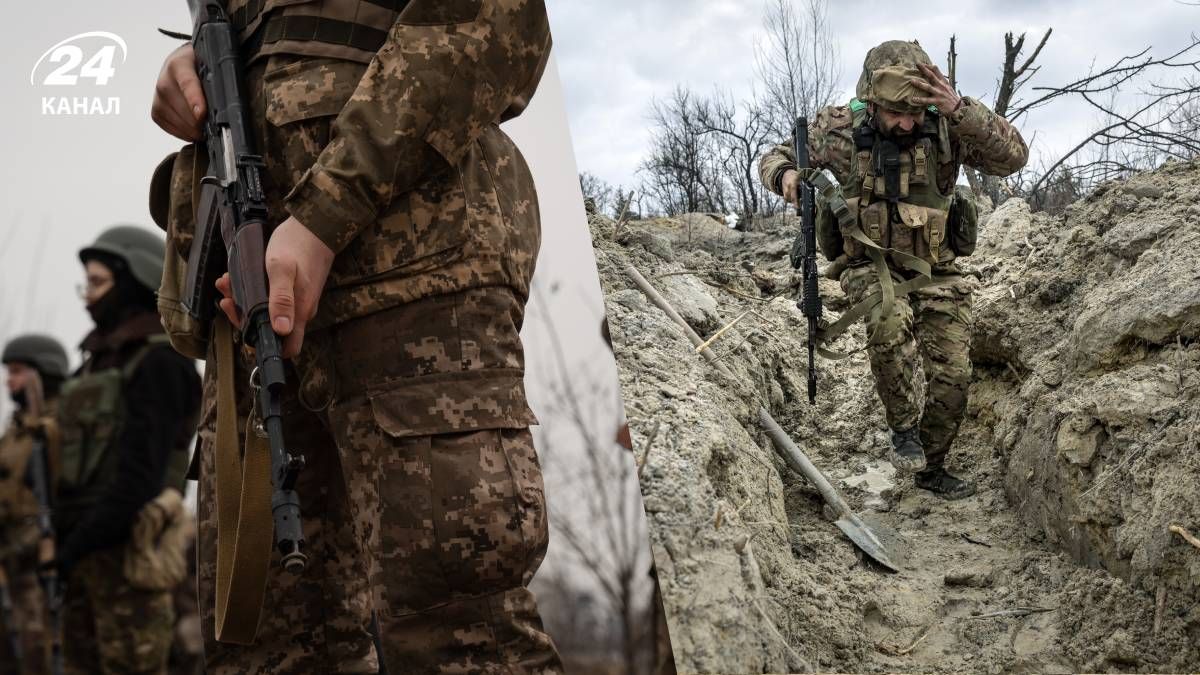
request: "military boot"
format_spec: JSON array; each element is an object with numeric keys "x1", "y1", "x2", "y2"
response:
[
  {"x1": 914, "y1": 467, "x2": 976, "y2": 500},
  {"x1": 889, "y1": 427, "x2": 927, "y2": 473}
]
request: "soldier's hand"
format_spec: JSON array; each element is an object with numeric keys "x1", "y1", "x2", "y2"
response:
[
  {"x1": 152, "y1": 44, "x2": 207, "y2": 141},
  {"x1": 911, "y1": 63, "x2": 963, "y2": 114},
  {"x1": 218, "y1": 218, "x2": 335, "y2": 359},
  {"x1": 782, "y1": 169, "x2": 801, "y2": 205}
]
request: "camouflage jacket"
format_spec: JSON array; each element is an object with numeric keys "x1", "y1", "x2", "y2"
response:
[
  {"x1": 759, "y1": 96, "x2": 1028, "y2": 203},
  {"x1": 269, "y1": 0, "x2": 553, "y2": 327},
  {"x1": 162, "y1": 0, "x2": 551, "y2": 435}
]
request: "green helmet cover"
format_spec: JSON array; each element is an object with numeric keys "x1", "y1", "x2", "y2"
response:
[
  {"x1": 79, "y1": 224, "x2": 166, "y2": 292},
  {"x1": 2, "y1": 333, "x2": 70, "y2": 379}
]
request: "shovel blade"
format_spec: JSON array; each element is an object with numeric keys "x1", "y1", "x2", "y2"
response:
[{"x1": 835, "y1": 513, "x2": 900, "y2": 572}]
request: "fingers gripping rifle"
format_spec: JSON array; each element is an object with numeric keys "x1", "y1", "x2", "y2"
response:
[
  {"x1": 24, "y1": 373, "x2": 63, "y2": 675},
  {"x1": 793, "y1": 117, "x2": 822, "y2": 403},
  {"x1": 184, "y1": 0, "x2": 306, "y2": 572}
]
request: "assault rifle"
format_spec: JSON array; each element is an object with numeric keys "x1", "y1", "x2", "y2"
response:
[
  {"x1": 793, "y1": 116, "x2": 821, "y2": 404},
  {"x1": 184, "y1": 0, "x2": 306, "y2": 572},
  {"x1": 24, "y1": 374, "x2": 63, "y2": 675}
]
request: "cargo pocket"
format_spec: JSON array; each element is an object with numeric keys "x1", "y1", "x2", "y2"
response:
[{"x1": 353, "y1": 395, "x2": 533, "y2": 616}]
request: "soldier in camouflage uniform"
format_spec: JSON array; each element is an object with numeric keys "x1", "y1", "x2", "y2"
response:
[
  {"x1": 0, "y1": 334, "x2": 69, "y2": 675},
  {"x1": 760, "y1": 40, "x2": 1027, "y2": 499},
  {"x1": 151, "y1": 0, "x2": 560, "y2": 672},
  {"x1": 56, "y1": 226, "x2": 202, "y2": 674}
]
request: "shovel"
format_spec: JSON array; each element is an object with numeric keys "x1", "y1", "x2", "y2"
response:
[
  {"x1": 622, "y1": 263, "x2": 901, "y2": 572},
  {"x1": 759, "y1": 409, "x2": 900, "y2": 572}
]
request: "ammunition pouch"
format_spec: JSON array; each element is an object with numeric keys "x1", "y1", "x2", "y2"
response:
[
  {"x1": 846, "y1": 199, "x2": 949, "y2": 266},
  {"x1": 947, "y1": 185, "x2": 979, "y2": 257},
  {"x1": 152, "y1": 146, "x2": 210, "y2": 361},
  {"x1": 124, "y1": 488, "x2": 190, "y2": 592}
]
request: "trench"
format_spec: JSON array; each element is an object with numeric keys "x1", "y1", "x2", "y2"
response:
[{"x1": 594, "y1": 168, "x2": 1200, "y2": 674}]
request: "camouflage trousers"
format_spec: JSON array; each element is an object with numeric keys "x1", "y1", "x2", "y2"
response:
[
  {"x1": 840, "y1": 263, "x2": 975, "y2": 469},
  {"x1": 0, "y1": 541, "x2": 50, "y2": 675},
  {"x1": 62, "y1": 547, "x2": 175, "y2": 675},
  {"x1": 196, "y1": 297, "x2": 562, "y2": 674}
]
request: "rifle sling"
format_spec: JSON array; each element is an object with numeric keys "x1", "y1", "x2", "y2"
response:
[{"x1": 213, "y1": 314, "x2": 274, "y2": 645}]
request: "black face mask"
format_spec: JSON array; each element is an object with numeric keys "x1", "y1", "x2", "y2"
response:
[
  {"x1": 9, "y1": 388, "x2": 27, "y2": 409},
  {"x1": 86, "y1": 284, "x2": 125, "y2": 332}
]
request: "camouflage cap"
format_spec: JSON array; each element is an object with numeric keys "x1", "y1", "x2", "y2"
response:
[{"x1": 855, "y1": 40, "x2": 934, "y2": 114}]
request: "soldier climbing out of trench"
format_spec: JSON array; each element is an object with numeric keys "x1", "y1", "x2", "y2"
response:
[{"x1": 759, "y1": 40, "x2": 1028, "y2": 500}]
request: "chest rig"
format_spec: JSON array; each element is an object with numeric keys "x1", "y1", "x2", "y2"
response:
[
  {"x1": 841, "y1": 100, "x2": 955, "y2": 266},
  {"x1": 54, "y1": 336, "x2": 190, "y2": 532},
  {"x1": 0, "y1": 411, "x2": 53, "y2": 525},
  {"x1": 225, "y1": 0, "x2": 412, "y2": 65}
]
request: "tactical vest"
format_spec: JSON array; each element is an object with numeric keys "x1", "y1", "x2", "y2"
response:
[
  {"x1": 841, "y1": 100, "x2": 956, "y2": 266},
  {"x1": 226, "y1": 0, "x2": 414, "y2": 65},
  {"x1": 0, "y1": 412, "x2": 50, "y2": 524},
  {"x1": 54, "y1": 336, "x2": 191, "y2": 534}
]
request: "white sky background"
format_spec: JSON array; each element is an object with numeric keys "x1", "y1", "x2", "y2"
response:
[
  {"x1": 0, "y1": 1, "x2": 640, "y2": 632},
  {"x1": 547, "y1": 0, "x2": 1200, "y2": 191}
]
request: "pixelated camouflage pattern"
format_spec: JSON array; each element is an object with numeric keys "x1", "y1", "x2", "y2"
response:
[
  {"x1": 0, "y1": 412, "x2": 51, "y2": 675},
  {"x1": 840, "y1": 265, "x2": 975, "y2": 468},
  {"x1": 194, "y1": 296, "x2": 559, "y2": 673},
  {"x1": 0, "y1": 550, "x2": 49, "y2": 675},
  {"x1": 62, "y1": 548, "x2": 174, "y2": 675}
]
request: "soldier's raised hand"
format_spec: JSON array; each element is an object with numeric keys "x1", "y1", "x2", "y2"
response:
[
  {"x1": 152, "y1": 44, "x2": 207, "y2": 141},
  {"x1": 910, "y1": 63, "x2": 963, "y2": 114}
]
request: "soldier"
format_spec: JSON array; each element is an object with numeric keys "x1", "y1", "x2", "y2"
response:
[
  {"x1": 0, "y1": 334, "x2": 69, "y2": 675},
  {"x1": 150, "y1": 0, "x2": 560, "y2": 672},
  {"x1": 759, "y1": 40, "x2": 1028, "y2": 500},
  {"x1": 54, "y1": 225, "x2": 202, "y2": 674}
]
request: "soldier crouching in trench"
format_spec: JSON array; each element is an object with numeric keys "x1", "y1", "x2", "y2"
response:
[
  {"x1": 150, "y1": 0, "x2": 563, "y2": 672},
  {"x1": 759, "y1": 40, "x2": 1028, "y2": 500}
]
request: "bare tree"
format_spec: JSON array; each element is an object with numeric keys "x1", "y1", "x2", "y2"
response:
[
  {"x1": 1007, "y1": 38, "x2": 1200, "y2": 208},
  {"x1": 529, "y1": 287, "x2": 658, "y2": 674},
  {"x1": 580, "y1": 172, "x2": 615, "y2": 216},
  {"x1": 640, "y1": 87, "x2": 729, "y2": 215},
  {"x1": 753, "y1": 0, "x2": 842, "y2": 141},
  {"x1": 693, "y1": 90, "x2": 776, "y2": 219}
]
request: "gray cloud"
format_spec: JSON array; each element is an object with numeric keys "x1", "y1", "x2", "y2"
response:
[{"x1": 548, "y1": 0, "x2": 1200, "y2": 190}]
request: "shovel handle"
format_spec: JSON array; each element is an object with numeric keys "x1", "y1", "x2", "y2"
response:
[{"x1": 759, "y1": 407, "x2": 853, "y2": 518}]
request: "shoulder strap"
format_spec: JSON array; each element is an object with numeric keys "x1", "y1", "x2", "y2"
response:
[{"x1": 119, "y1": 334, "x2": 174, "y2": 381}]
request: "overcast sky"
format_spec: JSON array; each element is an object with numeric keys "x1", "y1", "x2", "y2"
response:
[{"x1": 547, "y1": 0, "x2": 1200, "y2": 191}]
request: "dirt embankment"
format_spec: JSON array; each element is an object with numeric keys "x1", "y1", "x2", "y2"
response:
[{"x1": 593, "y1": 160, "x2": 1200, "y2": 674}]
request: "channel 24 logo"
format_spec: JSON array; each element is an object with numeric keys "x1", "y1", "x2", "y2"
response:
[{"x1": 30, "y1": 32, "x2": 128, "y2": 116}]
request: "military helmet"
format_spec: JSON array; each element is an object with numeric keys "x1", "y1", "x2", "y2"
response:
[
  {"x1": 2, "y1": 334, "x2": 70, "y2": 379},
  {"x1": 79, "y1": 225, "x2": 165, "y2": 292},
  {"x1": 855, "y1": 40, "x2": 934, "y2": 114}
]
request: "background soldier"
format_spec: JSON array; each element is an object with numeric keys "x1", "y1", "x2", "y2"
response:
[
  {"x1": 55, "y1": 226, "x2": 202, "y2": 674},
  {"x1": 0, "y1": 334, "x2": 69, "y2": 675},
  {"x1": 760, "y1": 40, "x2": 1028, "y2": 500},
  {"x1": 151, "y1": 0, "x2": 560, "y2": 672}
]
